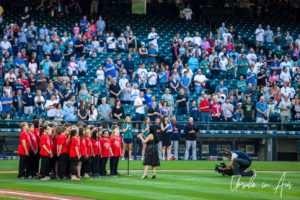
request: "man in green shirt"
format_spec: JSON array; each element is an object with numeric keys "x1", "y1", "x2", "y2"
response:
[
  {"x1": 234, "y1": 35, "x2": 244, "y2": 52},
  {"x1": 199, "y1": 55, "x2": 210, "y2": 75},
  {"x1": 274, "y1": 45, "x2": 284, "y2": 62},
  {"x1": 161, "y1": 88, "x2": 174, "y2": 114},
  {"x1": 241, "y1": 97, "x2": 255, "y2": 122},
  {"x1": 237, "y1": 55, "x2": 249, "y2": 77},
  {"x1": 237, "y1": 76, "x2": 247, "y2": 93}
]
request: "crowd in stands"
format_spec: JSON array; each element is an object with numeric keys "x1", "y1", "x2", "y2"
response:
[{"x1": 0, "y1": 8, "x2": 300, "y2": 126}]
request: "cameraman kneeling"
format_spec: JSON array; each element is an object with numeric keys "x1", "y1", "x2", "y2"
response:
[{"x1": 222, "y1": 151, "x2": 255, "y2": 177}]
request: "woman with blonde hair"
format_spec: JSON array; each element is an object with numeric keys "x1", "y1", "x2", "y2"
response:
[{"x1": 122, "y1": 116, "x2": 133, "y2": 160}]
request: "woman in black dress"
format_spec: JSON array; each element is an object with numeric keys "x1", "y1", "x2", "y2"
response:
[
  {"x1": 161, "y1": 115, "x2": 172, "y2": 160},
  {"x1": 138, "y1": 126, "x2": 160, "y2": 179}
]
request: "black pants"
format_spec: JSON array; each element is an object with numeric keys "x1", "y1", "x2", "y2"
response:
[
  {"x1": 70, "y1": 157, "x2": 79, "y2": 176},
  {"x1": 33, "y1": 153, "x2": 40, "y2": 176},
  {"x1": 81, "y1": 156, "x2": 91, "y2": 175},
  {"x1": 91, "y1": 155, "x2": 100, "y2": 175},
  {"x1": 28, "y1": 151, "x2": 36, "y2": 176},
  {"x1": 99, "y1": 157, "x2": 108, "y2": 176},
  {"x1": 110, "y1": 156, "x2": 120, "y2": 176},
  {"x1": 40, "y1": 155, "x2": 51, "y2": 178},
  {"x1": 233, "y1": 158, "x2": 254, "y2": 176},
  {"x1": 18, "y1": 154, "x2": 29, "y2": 178},
  {"x1": 58, "y1": 153, "x2": 69, "y2": 179}
]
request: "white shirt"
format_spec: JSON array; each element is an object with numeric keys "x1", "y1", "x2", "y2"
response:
[
  {"x1": 96, "y1": 69, "x2": 105, "y2": 81},
  {"x1": 255, "y1": 28, "x2": 265, "y2": 42},
  {"x1": 148, "y1": 71, "x2": 157, "y2": 86},
  {"x1": 119, "y1": 78, "x2": 128, "y2": 91},
  {"x1": 107, "y1": 36, "x2": 116, "y2": 49},
  {"x1": 131, "y1": 89, "x2": 140, "y2": 101},
  {"x1": 222, "y1": 33, "x2": 232, "y2": 45},
  {"x1": 279, "y1": 100, "x2": 291, "y2": 117},
  {"x1": 246, "y1": 53, "x2": 257, "y2": 65},
  {"x1": 0, "y1": 41, "x2": 11, "y2": 53},
  {"x1": 280, "y1": 87, "x2": 291, "y2": 99},
  {"x1": 181, "y1": 69, "x2": 193, "y2": 80},
  {"x1": 89, "y1": 109, "x2": 98, "y2": 121},
  {"x1": 280, "y1": 62, "x2": 292, "y2": 73},
  {"x1": 134, "y1": 96, "x2": 145, "y2": 114},
  {"x1": 193, "y1": 74, "x2": 207, "y2": 86},
  {"x1": 231, "y1": 152, "x2": 238, "y2": 160},
  {"x1": 137, "y1": 68, "x2": 148, "y2": 82},
  {"x1": 29, "y1": 63, "x2": 38, "y2": 74},
  {"x1": 183, "y1": 36, "x2": 193, "y2": 43},
  {"x1": 220, "y1": 58, "x2": 228, "y2": 71},
  {"x1": 280, "y1": 71, "x2": 291, "y2": 83},
  {"x1": 44, "y1": 99, "x2": 59, "y2": 117},
  {"x1": 182, "y1": 8, "x2": 193, "y2": 20},
  {"x1": 148, "y1": 32, "x2": 159, "y2": 47},
  {"x1": 193, "y1": 36, "x2": 202, "y2": 46}
]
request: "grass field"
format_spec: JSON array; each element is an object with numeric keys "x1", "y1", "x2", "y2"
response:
[{"x1": 0, "y1": 160, "x2": 299, "y2": 200}]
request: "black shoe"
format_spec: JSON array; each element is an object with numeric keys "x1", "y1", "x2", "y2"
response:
[
  {"x1": 141, "y1": 175, "x2": 147, "y2": 179},
  {"x1": 152, "y1": 175, "x2": 156, "y2": 179}
]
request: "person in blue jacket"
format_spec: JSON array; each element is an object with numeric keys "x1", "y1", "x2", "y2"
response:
[{"x1": 222, "y1": 150, "x2": 256, "y2": 177}]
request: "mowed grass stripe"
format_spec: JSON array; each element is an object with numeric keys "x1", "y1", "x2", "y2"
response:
[
  {"x1": 1, "y1": 160, "x2": 300, "y2": 171},
  {"x1": 1, "y1": 172, "x2": 300, "y2": 200}
]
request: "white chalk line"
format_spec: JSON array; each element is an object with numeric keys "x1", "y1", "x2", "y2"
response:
[{"x1": 0, "y1": 191, "x2": 70, "y2": 200}]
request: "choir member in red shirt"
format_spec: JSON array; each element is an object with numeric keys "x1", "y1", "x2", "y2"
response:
[
  {"x1": 18, "y1": 122, "x2": 30, "y2": 179},
  {"x1": 69, "y1": 129, "x2": 80, "y2": 180},
  {"x1": 110, "y1": 125, "x2": 122, "y2": 176},
  {"x1": 57, "y1": 126, "x2": 69, "y2": 180},
  {"x1": 99, "y1": 130, "x2": 112, "y2": 176},
  {"x1": 28, "y1": 123, "x2": 38, "y2": 178},
  {"x1": 40, "y1": 125, "x2": 53, "y2": 181},
  {"x1": 91, "y1": 129, "x2": 101, "y2": 177}
]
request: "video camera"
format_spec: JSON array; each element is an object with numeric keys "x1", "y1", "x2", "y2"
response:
[{"x1": 215, "y1": 162, "x2": 234, "y2": 176}]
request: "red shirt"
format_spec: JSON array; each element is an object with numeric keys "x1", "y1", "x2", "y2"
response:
[
  {"x1": 85, "y1": 137, "x2": 92, "y2": 156},
  {"x1": 200, "y1": 100, "x2": 210, "y2": 112},
  {"x1": 39, "y1": 134, "x2": 52, "y2": 157},
  {"x1": 33, "y1": 128, "x2": 40, "y2": 147},
  {"x1": 69, "y1": 137, "x2": 80, "y2": 158},
  {"x1": 57, "y1": 134, "x2": 68, "y2": 154},
  {"x1": 18, "y1": 131, "x2": 31, "y2": 156},
  {"x1": 92, "y1": 139, "x2": 101, "y2": 155},
  {"x1": 211, "y1": 102, "x2": 222, "y2": 116},
  {"x1": 100, "y1": 138, "x2": 111, "y2": 158},
  {"x1": 110, "y1": 135, "x2": 122, "y2": 157},
  {"x1": 53, "y1": 135, "x2": 59, "y2": 155},
  {"x1": 80, "y1": 137, "x2": 87, "y2": 156},
  {"x1": 29, "y1": 132, "x2": 38, "y2": 152},
  {"x1": 21, "y1": 80, "x2": 29, "y2": 89}
]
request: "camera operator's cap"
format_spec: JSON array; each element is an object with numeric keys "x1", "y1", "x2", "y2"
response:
[{"x1": 224, "y1": 151, "x2": 232, "y2": 156}]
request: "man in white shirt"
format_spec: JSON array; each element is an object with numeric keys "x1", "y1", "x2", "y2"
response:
[
  {"x1": 148, "y1": 27, "x2": 159, "y2": 51},
  {"x1": 193, "y1": 69, "x2": 207, "y2": 94},
  {"x1": 192, "y1": 32, "x2": 202, "y2": 46},
  {"x1": 182, "y1": 4, "x2": 193, "y2": 21},
  {"x1": 136, "y1": 63, "x2": 148, "y2": 84},
  {"x1": 118, "y1": 71, "x2": 129, "y2": 90},
  {"x1": 255, "y1": 24, "x2": 264, "y2": 50},
  {"x1": 279, "y1": 96, "x2": 291, "y2": 123},
  {"x1": 280, "y1": 67, "x2": 291, "y2": 84},
  {"x1": 0, "y1": 36, "x2": 12, "y2": 54},
  {"x1": 220, "y1": 55, "x2": 228, "y2": 71},
  {"x1": 222, "y1": 29, "x2": 232, "y2": 46},
  {"x1": 280, "y1": 82, "x2": 291, "y2": 100},
  {"x1": 106, "y1": 32, "x2": 116, "y2": 52},
  {"x1": 147, "y1": 66, "x2": 157, "y2": 87},
  {"x1": 280, "y1": 57, "x2": 292, "y2": 73},
  {"x1": 183, "y1": 32, "x2": 193, "y2": 44},
  {"x1": 44, "y1": 94, "x2": 59, "y2": 120},
  {"x1": 134, "y1": 91, "x2": 145, "y2": 128},
  {"x1": 246, "y1": 48, "x2": 257, "y2": 65}
]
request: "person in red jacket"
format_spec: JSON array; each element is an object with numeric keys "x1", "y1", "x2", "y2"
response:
[
  {"x1": 40, "y1": 125, "x2": 53, "y2": 181},
  {"x1": 91, "y1": 129, "x2": 101, "y2": 177},
  {"x1": 110, "y1": 125, "x2": 122, "y2": 176},
  {"x1": 28, "y1": 123, "x2": 38, "y2": 178},
  {"x1": 77, "y1": 127, "x2": 86, "y2": 178},
  {"x1": 82, "y1": 130, "x2": 92, "y2": 178},
  {"x1": 32, "y1": 119, "x2": 41, "y2": 177},
  {"x1": 57, "y1": 126, "x2": 69, "y2": 180},
  {"x1": 18, "y1": 122, "x2": 30, "y2": 179},
  {"x1": 69, "y1": 128, "x2": 81, "y2": 180},
  {"x1": 99, "y1": 130, "x2": 112, "y2": 176}
]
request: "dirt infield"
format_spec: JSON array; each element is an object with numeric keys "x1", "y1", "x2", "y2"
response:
[{"x1": 0, "y1": 189, "x2": 93, "y2": 200}]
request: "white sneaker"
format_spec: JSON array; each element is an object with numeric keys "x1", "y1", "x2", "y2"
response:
[
  {"x1": 129, "y1": 158, "x2": 133, "y2": 161},
  {"x1": 252, "y1": 169, "x2": 256, "y2": 176},
  {"x1": 121, "y1": 158, "x2": 125, "y2": 161},
  {"x1": 231, "y1": 175, "x2": 241, "y2": 178}
]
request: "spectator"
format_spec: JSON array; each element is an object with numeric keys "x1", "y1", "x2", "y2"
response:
[
  {"x1": 148, "y1": 44, "x2": 158, "y2": 65},
  {"x1": 112, "y1": 100, "x2": 125, "y2": 121},
  {"x1": 134, "y1": 91, "x2": 146, "y2": 128},
  {"x1": 127, "y1": 31, "x2": 137, "y2": 53},
  {"x1": 148, "y1": 27, "x2": 159, "y2": 52},
  {"x1": 78, "y1": 56, "x2": 87, "y2": 77},
  {"x1": 1, "y1": 91, "x2": 12, "y2": 117},
  {"x1": 148, "y1": 66, "x2": 157, "y2": 88},
  {"x1": 190, "y1": 100, "x2": 199, "y2": 121},
  {"x1": 22, "y1": 88, "x2": 34, "y2": 115},
  {"x1": 109, "y1": 77, "x2": 121, "y2": 107},
  {"x1": 98, "y1": 97, "x2": 111, "y2": 121},
  {"x1": 63, "y1": 101, "x2": 77, "y2": 121},
  {"x1": 279, "y1": 96, "x2": 292, "y2": 123},
  {"x1": 246, "y1": 65, "x2": 257, "y2": 87},
  {"x1": 170, "y1": 117, "x2": 180, "y2": 160},
  {"x1": 199, "y1": 94, "x2": 210, "y2": 122},
  {"x1": 79, "y1": 83, "x2": 88, "y2": 102},
  {"x1": 256, "y1": 96, "x2": 269, "y2": 123},
  {"x1": 88, "y1": 104, "x2": 98, "y2": 121},
  {"x1": 176, "y1": 88, "x2": 188, "y2": 115},
  {"x1": 106, "y1": 32, "x2": 116, "y2": 52},
  {"x1": 222, "y1": 98, "x2": 234, "y2": 122},
  {"x1": 242, "y1": 97, "x2": 255, "y2": 122},
  {"x1": 51, "y1": 43, "x2": 62, "y2": 68},
  {"x1": 211, "y1": 96, "x2": 222, "y2": 122},
  {"x1": 237, "y1": 75, "x2": 247, "y2": 93},
  {"x1": 158, "y1": 65, "x2": 168, "y2": 90},
  {"x1": 210, "y1": 57, "x2": 221, "y2": 79},
  {"x1": 257, "y1": 67, "x2": 268, "y2": 86},
  {"x1": 255, "y1": 24, "x2": 264, "y2": 50},
  {"x1": 194, "y1": 69, "x2": 207, "y2": 95},
  {"x1": 170, "y1": 73, "x2": 179, "y2": 94},
  {"x1": 121, "y1": 82, "x2": 132, "y2": 105},
  {"x1": 160, "y1": 101, "x2": 171, "y2": 119},
  {"x1": 12, "y1": 90, "x2": 24, "y2": 117},
  {"x1": 77, "y1": 100, "x2": 88, "y2": 120},
  {"x1": 184, "y1": 117, "x2": 198, "y2": 160},
  {"x1": 182, "y1": 4, "x2": 193, "y2": 21},
  {"x1": 139, "y1": 42, "x2": 148, "y2": 65},
  {"x1": 3, "y1": 81, "x2": 13, "y2": 98},
  {"x1": 44, "y1": 94, "x2": 59, "y2": 120},
  {"x1": 34, "y1": 90, "x2": 45, "y2": 116},
  {"x1": 54, "y1": 104, "x2": 63, "y2": 121},
  {"x1": 148, "y1": 101, "x2": 160, "y2": 121}
]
